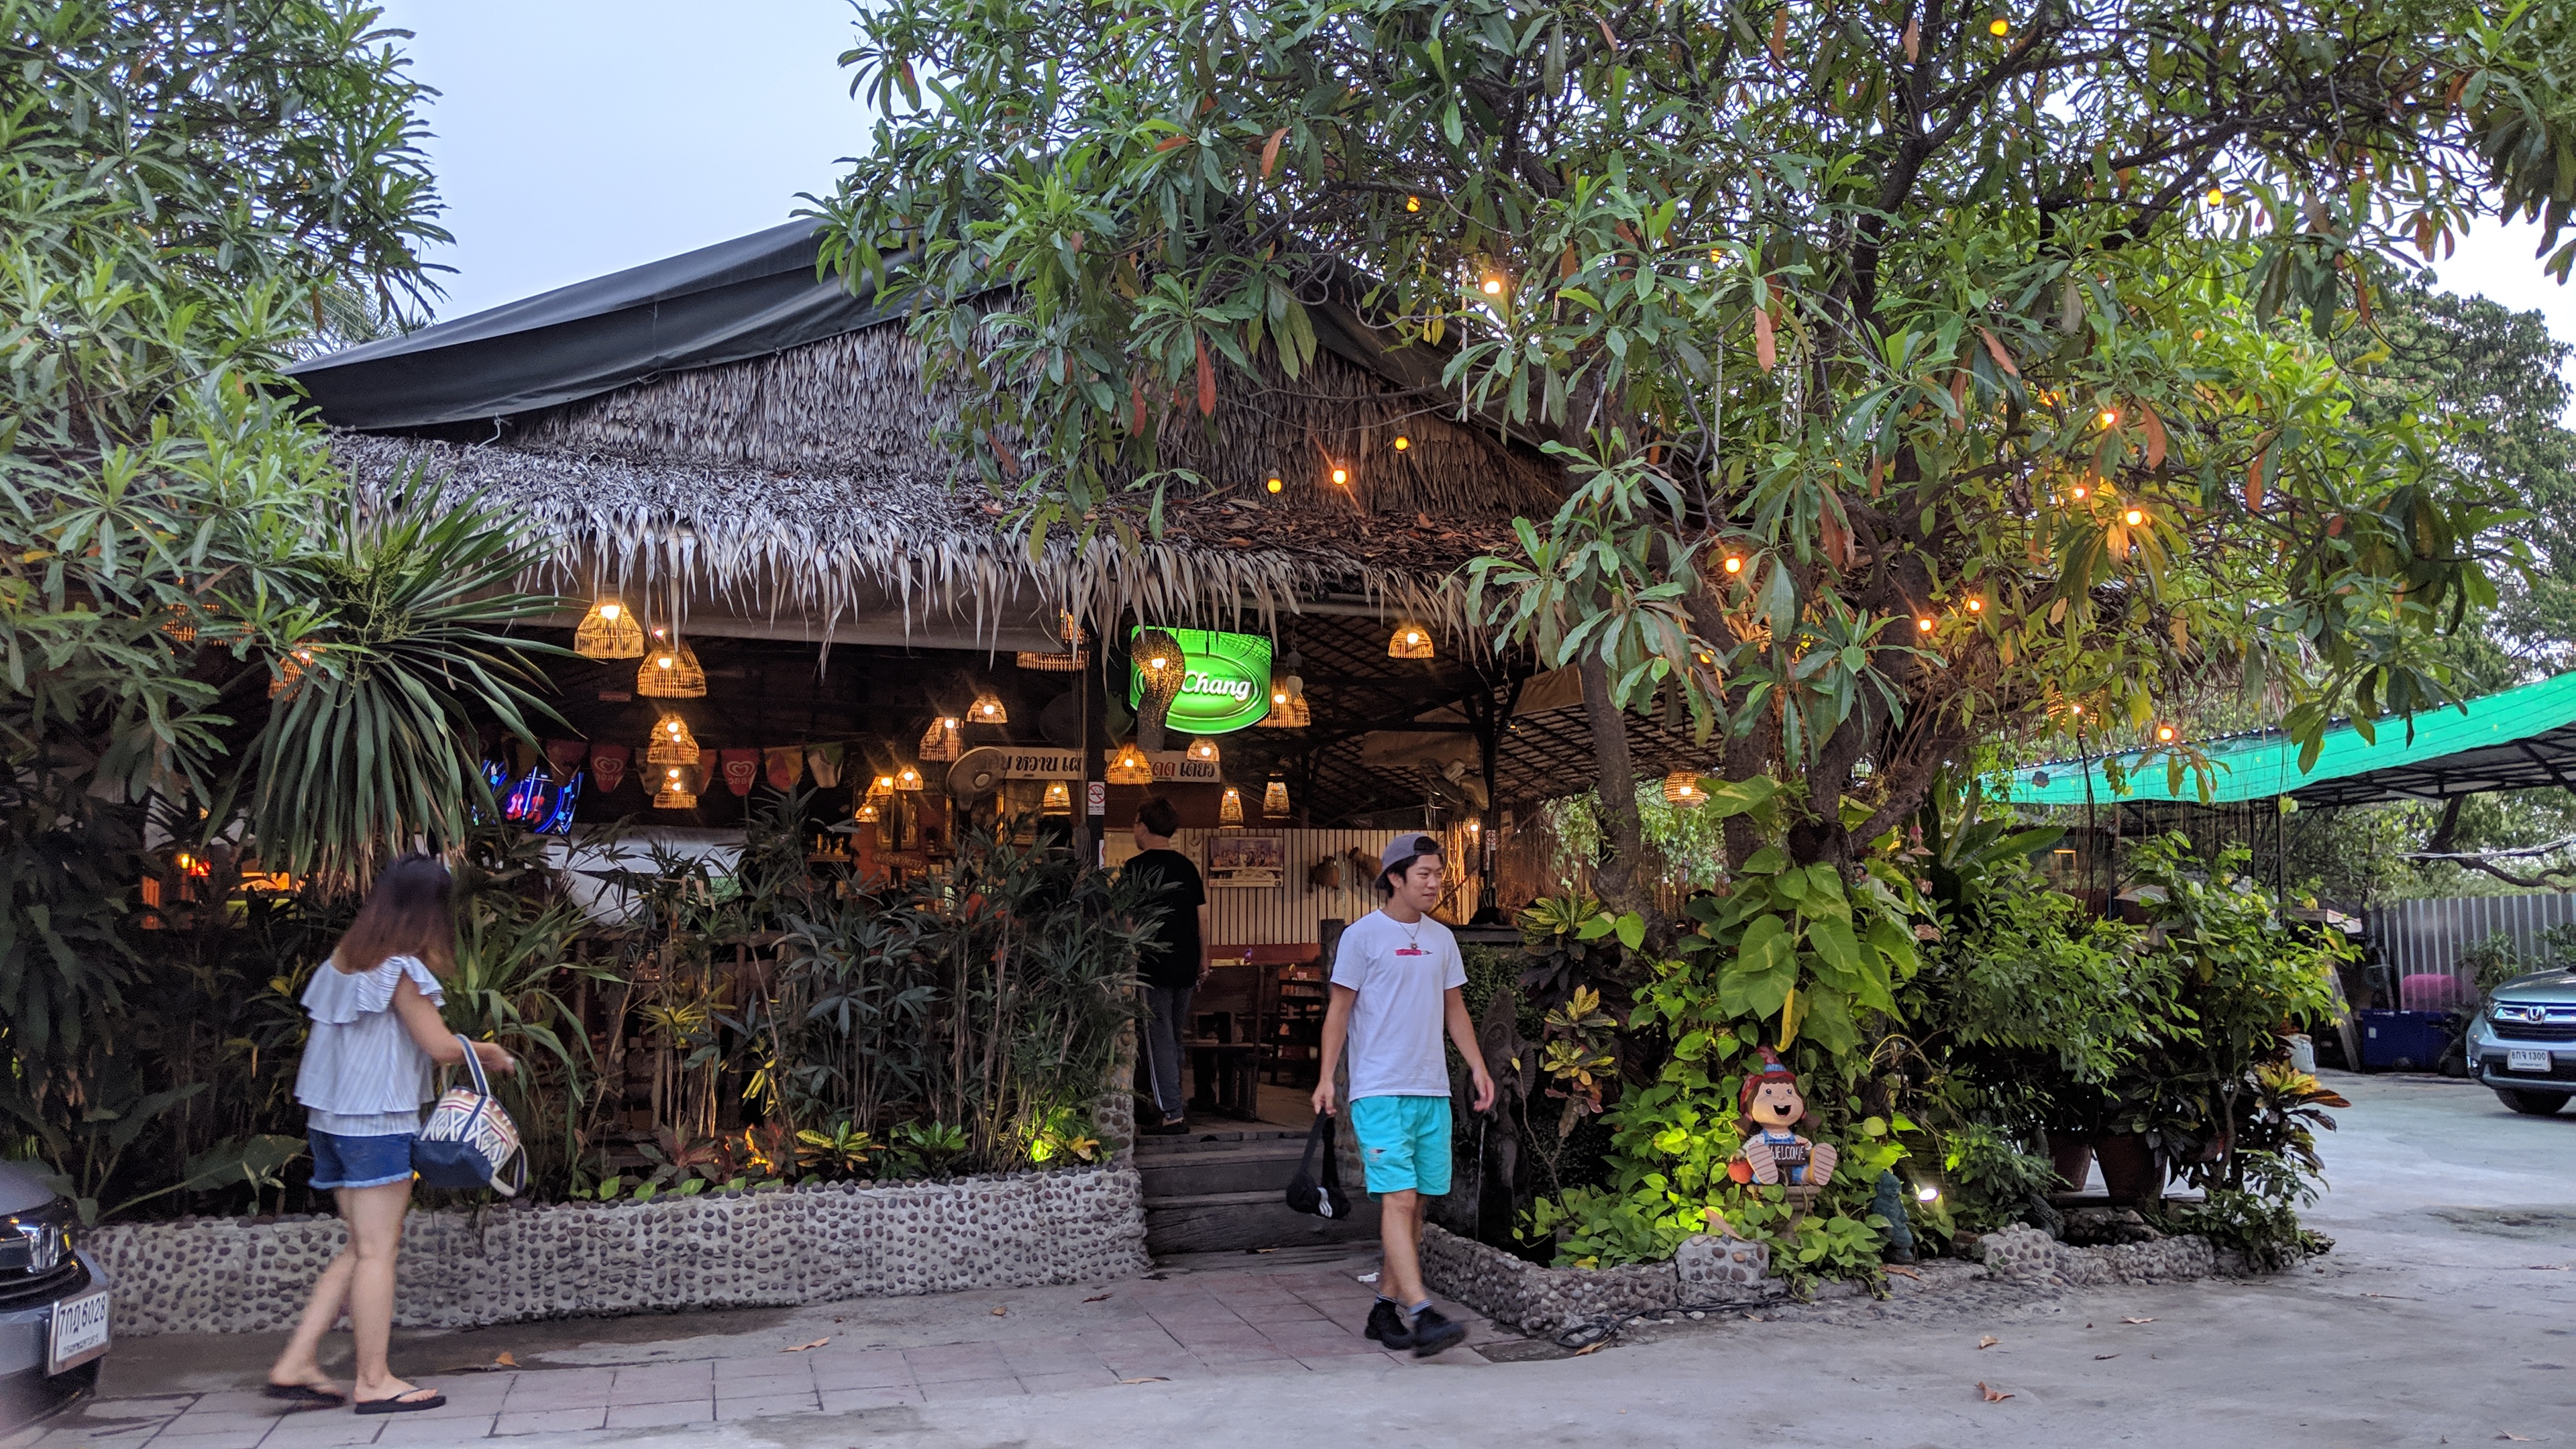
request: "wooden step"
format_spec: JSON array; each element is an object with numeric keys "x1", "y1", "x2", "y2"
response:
[
  {"x1": 1136, "y1": 1139, "x2": 1313, "y2": 1198},
  {"x1": 1144, "y1": 1189, "x2": 1380, "y2": 1255}
]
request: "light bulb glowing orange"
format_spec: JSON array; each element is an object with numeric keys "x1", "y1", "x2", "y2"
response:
[
  {"x1": 2100, "y1": 409, "x2": 2119, "y2": 427},
  {"x1": 1481, "y1": 276, "x2": 1504, "y2": 297},
  {"x1": 2072, "y1": 486, "x2": 2089, "y2": 499},
  {"x1": 600, "y1": 603, "x2": 621, "y2": 619},
  {"x1": 2206, "y1": 188, "x2": 2226, "y2": 207},
  {"x1": 1331, "y1": 467, "x2": 1348, "y2": 486},
  {"x1": 1723, "y1": 555, "x2": 1744, "y2": 574},
  {"x1": 1967, "y1": 598, "x2": 1984, "y2": 612},
  {"x1": 657, "y1": 655, "x2": 674, "y2": 669},
  {"x1": 1266, "y1": 476, "x2": 1283, "y2": 493},
  {"x1": 1406, "y1": 195, "x2": 1421, "y2": 212},
  {"x1": 2125, "y1": 508, "x2": 2145, "y2": 526},
  {"x1": 1989, "y1": 16, "x2": 2010, "y2": 36},
  {"x1": 1148, "y1": 655, "x2": 1168, "y2": 670},
  {"x1": 2156, "y1": 724, "x2": 2177, "y2": 742},
  {"x1": 1917, "y1": 617, "x2": 1935, "y2": 633},
  {"x1": 1393, "y1": 436, "x2": 1410, "y2": 451}
]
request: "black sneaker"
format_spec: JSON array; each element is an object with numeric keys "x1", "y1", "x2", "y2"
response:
[
  {"x1": 1408, "y1": 1305, "x2": 1468, "y2": 1357},
  {"x1": 1363, "y1": 1299, "x2": 1413, "y2": 1348}
]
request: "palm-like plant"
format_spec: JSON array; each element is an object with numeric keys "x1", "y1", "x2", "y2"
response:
[{"x1": 237, "y1": 473, "x2": 565, "y2": 895}]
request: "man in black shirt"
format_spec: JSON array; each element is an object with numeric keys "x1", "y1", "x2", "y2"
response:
[{"x1": 1126, "y1": 796, "x2": 1207, "y2": 1134}]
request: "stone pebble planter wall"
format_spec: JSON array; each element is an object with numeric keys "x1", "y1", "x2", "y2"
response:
[
  {"x1": 1421, "y1": 1221, "x2": 2225, "y2": 1336},
  {"x1": 89, "y1": 1166, "x2": 1148, "y2": 1336}
]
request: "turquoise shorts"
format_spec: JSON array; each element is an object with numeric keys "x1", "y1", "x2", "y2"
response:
[{"x1": 1349, "y1": 1095, "x2": 1452, "y2": 1196}]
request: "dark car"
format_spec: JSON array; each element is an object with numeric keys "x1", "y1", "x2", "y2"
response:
[
  {"x1": 2466, "y1": 965, "x2": 2576, "y2": 1115},
  {"x1": 0, "y1": 1161, "x2": 109, "y2": 1428}
]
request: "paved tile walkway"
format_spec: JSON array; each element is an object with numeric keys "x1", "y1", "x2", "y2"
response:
[{"x1": 15, "y1": 1266, "x2": 1499, "y2": 1448}]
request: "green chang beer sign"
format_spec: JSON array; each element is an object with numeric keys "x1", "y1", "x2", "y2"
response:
[{"x1": 1128, "y1": 627, "x2": 1273, "y2": 735}]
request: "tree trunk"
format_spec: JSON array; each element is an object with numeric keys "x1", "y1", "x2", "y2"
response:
[{"x1": 1579, "y1": 654, "x2": 1665, "y2": 945}]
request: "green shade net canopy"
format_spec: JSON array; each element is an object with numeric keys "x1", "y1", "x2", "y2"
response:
[{"x1": 2002, "y1": 672, "x2": 2576, "y2": 809}]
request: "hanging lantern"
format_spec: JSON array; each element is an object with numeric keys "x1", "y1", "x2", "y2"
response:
[
  {"x1": 1133, "y1": 627, "x2": 1186, "y2": 753},
  {"x1": 892, "y1": 764, "x2": 924, "y2": 792},
  {"x1": 1263, "y1": 777, "x2": 1290, "y2": 817},
  {"x1": 268, "y1": 645, "x2": 315, "y2": 700},
  {"x1": 1663, "y1": 769, "x2": 1709, "y2": 806},
  {"x1": 645, "y1": 713, "x2": 699, "y2": 765},
  {"x1": 1388, "y1": 621, "x2": 1435, "y2": 659},
  {"x1": 969, "y1": 691, "x2": 1009, "y2": 725},
  {"x1": 1260, "y1": 651, "x2": 1310, "y2": 728},
  {"x1": 637, "y1": 633, "x2": 707, "y2": 698},
  {"x1": 653, "y1": 765, "x2": 698, "y2": 810},
  {"x1": 1220, "y1": 785, "x2": 1244, "y2": 824},
  {"x1": 919, "y1": 717, "x2": 963, "y2": 762},
  {"x1": 867, "y1": 772, "x2": 897, "y2": 798},
  {"x1": 1016, "y1": 611, "x2": 1089, "y2": 672},
  {"x1": 1186, "y1": 737, "x2": 1220, "y2": 765},
  {"x1": 1106, "y1": 740, "x2": 1154, "y2": 786},
  {"x1": 574, "y1": 599, "x2": 646, "y2": 659},
  {"x1": 1042, "y1": 780, "x2": 1073, "y2": 814},
  {"x1": 855, "y1": 797, "x2": 881, "y2": 824}
]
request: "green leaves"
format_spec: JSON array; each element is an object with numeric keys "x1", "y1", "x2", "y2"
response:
[{"x1": 242, "y1": 472, "x2": 565, "y2": 896}]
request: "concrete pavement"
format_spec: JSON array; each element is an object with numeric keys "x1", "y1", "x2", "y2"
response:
[{"x1": 13, "y1": 1069, "x2": 2574, "y2": 1448}]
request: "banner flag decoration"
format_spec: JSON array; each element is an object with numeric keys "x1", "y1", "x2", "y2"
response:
[
  {"x1": 588, "y1": 743, "x2": 629, "y2": 794},
  {"x1": 765, "y1": 746, "x2": 804, "y2": 791},
  {"x1": 543, "y1": 738, "x2": 588, "y2": 776},
  {"x1": 807, "y1": 743, "x2": 844, "y2": 788},
  {"x1": 720, "y1": 749, "x2": 760, "y2": 797}
]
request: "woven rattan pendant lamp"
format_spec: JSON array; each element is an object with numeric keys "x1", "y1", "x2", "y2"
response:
[
  {"x1": 574, "y1": 598, "x2": 645, "y2": 659},
  {"x1": 1663, "y1": 770, "x2": 1708, "y2": 806},
  {"x1": 1016, "y1": 612, "x2": 1088, "y2": 672},
  {"x1": 1106, "y1": 741, "x2": 1154, "y2": 786},
  {"x1": 653, "y1": 764, "x2": 698, "y2": 810},
  {"x1": 637, "y1": 629, "x2": 706, "y2": 698},
  {"x1": 1041, "y1": 780, "x2": 1073, "y2": 814},
  {"x1": 1132, "y1": 627, "x2": 1185, "y2": 753},
  {"x1": 1388, "y1": 621, "x2": 1435, "y2": 659},
  {"x1": 1219, "y1": 785, "x2": 1244, "y2": 824},
  {"x1": 1186, "y1": 737, "x2": 1220, "y2": 765},
  {"x1": 1259, "y1": 650, "x2": 1309, "y2": 728},
  {"x1": 1263, "y1": 776, "x2": 1290, "y2": 817},
  {"x1": 645, "y1": 713, "x2": 699, "y2": 765},
  {"x1": 919, "y1": 717, "x2": 963, "y2": 763},
  {"x1": 969, "y1": 691, "x2": 1009, "y2": 725}
]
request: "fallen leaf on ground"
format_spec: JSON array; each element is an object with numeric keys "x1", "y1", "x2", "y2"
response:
[
  {"x1": 1571, "y1": 1342, "x2": 1605, "y2": 1356},
  {"x1": 1978, "y1": 1382, "x2": 2014, "y2": 1403},
  {"x1": 1978, "y1": 1336, "x2": 2001, "y2": 1350},
  {"x1": 1118, "y1": 1377, "x2": 1167, "y2": 1385},
  {"x1": 2094, "y1": 1354, "x2": 2120, "y2": 1361},
  {"x1": 991, "y1": 1306, "x2": 1008, "y2": 1317},
  {"x1": 782, "y1": 1338, "x2": 829, "y2": 1352},
  {"x1": 1084, "y1": 1294, "x2": 1112, "y2": 1303},
  {"x1": 1884, "y1": 1265, "x2": 1923, "y2": 1281},
  {"x1": 2121, "y1": 1317, "x2": 2155, "y2": 1325},
  {"x1": 2498, "y1": 1435, "x2": 2534, "y2": 1442},
  {"x1": 493, "y1": 1352, "x2": 517, "y2": 1368}
]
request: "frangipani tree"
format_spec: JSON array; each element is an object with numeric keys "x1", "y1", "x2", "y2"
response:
[{"x1": 818, "y1": 0, "x2": 2566, "y2": 939}]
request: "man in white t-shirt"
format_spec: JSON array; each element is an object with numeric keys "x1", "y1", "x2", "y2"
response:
[{"x1": 1311, "y1": 833, "x2": 1495, "y2": 1356}]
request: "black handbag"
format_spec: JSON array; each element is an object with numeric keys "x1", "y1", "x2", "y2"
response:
[{"x1": 1283, "y1": 1113, "x2": 1353, "y2": 1220}]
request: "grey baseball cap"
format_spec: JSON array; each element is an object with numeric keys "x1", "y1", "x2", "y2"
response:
[{"x1": 1381, "y1": 833, "x2": 1442, "y2": 876}]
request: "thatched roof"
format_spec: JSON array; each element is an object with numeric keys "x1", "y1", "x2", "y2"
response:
[{"x1": 305, "y1": 225, "x2": 1563, "y2": 645}]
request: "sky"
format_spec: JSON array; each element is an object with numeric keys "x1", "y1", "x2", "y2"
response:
[{"x1": 378, "y1": 0, "x2": 2576, "y2": 398}]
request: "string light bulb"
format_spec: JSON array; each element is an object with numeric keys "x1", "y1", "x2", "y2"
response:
[
  {"x1": 2206, "y1": 187, "x2": 2227, "y2": 207},
  {"x1": 1392, "y1": 435, "x2": 1410, "y2": 451},
  {"x1": 1405, "y1": 195, "x2": 1421, "y2": 212},
  {"x1": 1330, "y1": 466, "x2": 1349, "y2": 486},
  {"x1": 1723, "y1": 555, "x2": 1745, "y2": 574},
  {"x1": 1266, "y1": 476, "x2": 1283, "y2": 493},
  {"x1": 2099, "y1": 407, "x2": 2120, "y2": 427},
  {"x1": 1916, "y1": 616, "x2": 1936, "y2": 633},
  {"x1": 2071, "y1": 484, "x2": 2089, "y2": 500},
  {"x1": 2155, "y1": 723, "x2": 2178, "y2": 743},
  {"x1": 1966, "y1": 598, "x2": 1984, "y2": 612},
  {"x1": 2124, "y1": 507, "x2": 2146, "y2": 526},
  {"x1": 1989, "y1": 15, "x2": 2010, "y2": 36},
  {"x1": 1480, "y1": 276, "x2": 1505, "y2": 297}
]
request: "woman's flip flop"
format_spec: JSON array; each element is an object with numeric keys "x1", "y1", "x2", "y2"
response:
[
  {"x1": 354, "y1": 1391, "x2": 446, "y2": 1414},
  {"x1": 263, "y1": 1383, "x2": 346, "y2": 1407}
]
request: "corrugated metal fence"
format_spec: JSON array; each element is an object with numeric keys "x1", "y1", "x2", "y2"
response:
[{"x1": 2365, "y1": 894, "x2": 2576, "y2": 1008}]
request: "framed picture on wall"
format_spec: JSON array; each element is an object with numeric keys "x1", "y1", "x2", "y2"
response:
[{"x1": 1206, "y1": 833, "x2": 1285, "y2": 888}]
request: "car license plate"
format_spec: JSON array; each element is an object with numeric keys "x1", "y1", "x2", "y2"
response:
[
  {"x1": 2508, "y1": 1049, "x2": 2553, "y2": 1074},
  {"x1": 47, "y1": 1287, "x2": 109, "y2": 1375}
]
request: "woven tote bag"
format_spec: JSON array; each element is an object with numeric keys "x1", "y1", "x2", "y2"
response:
[{"x1": 413, "y1": 1035, "x2": 527, "y2": 1195}]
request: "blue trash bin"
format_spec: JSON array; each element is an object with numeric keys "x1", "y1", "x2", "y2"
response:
[{"x1": 2357, "y1": 1009, "x2": 2455, "y2": 1071}]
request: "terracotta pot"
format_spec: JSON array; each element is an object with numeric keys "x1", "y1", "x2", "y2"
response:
[
  {"x1": 2093, "y1": 1132, "x2": 2163, "y2": 1201},
  {"x1": 2045, "y1": 1130, "x2": 2094, "y2": 1193}
]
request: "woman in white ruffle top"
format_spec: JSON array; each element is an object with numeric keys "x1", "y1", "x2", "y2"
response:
[{"x1": 265, "y1": 855, "x2": 515, "y2": 1415}]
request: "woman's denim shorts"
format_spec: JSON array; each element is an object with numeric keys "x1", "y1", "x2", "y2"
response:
[{"x1": 307, "y1": 1130, "x2": 416, "y2": 1190}]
